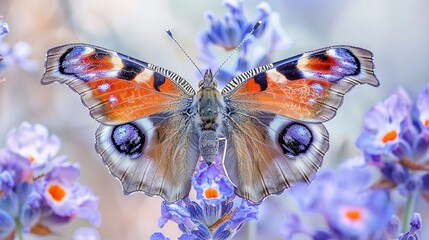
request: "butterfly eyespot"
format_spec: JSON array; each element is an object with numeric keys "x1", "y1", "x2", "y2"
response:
[
  {"x1": 111, "y1": 123, "x2": 145, "y2": 158},
  {"x1": 278, "y1": 122, "x2": 313, "y2": 157}
]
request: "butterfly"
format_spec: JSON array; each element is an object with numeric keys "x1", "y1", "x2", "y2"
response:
[{"x1": 42, "y1": 43, "x2": 379, "y2": 203}]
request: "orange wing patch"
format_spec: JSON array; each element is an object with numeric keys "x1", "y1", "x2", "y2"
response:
[
  {"x1": 231, "y1": 70, "x2": 332, "y2": 121},
  {"x1": 83, "y1": 75, "x2": 185, "y2": 124}
]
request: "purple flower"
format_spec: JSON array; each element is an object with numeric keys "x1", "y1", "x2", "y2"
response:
[
  {"x1": 0, "y1": 123, "x2": 100, "y2": 238},
  {"x1": 385, "y1": 215, "x2": 401, "y2": 239},
  {"x1": 200, "y1": 0, "x2": 269, "y2": 51},
  {"x1": 0, "y1": 183, "x2": 42, "y2": 237},
  {"x1": 192, "y1": 162, "x2": 234, "y2": 206},
  {"x1": 400, "y1": 213, "x2": 422, "y2": 240},
  {"x1": 0, "y1": 150, "x2": 32, "y2": 195},
  {"x1": 37, "y1": 161, "x2": 100, "y2": 226},
  {"x1": 157, "y1": 161, "x2": 258, "y2": 239},
  {"x1": 326, "y1": 189, "x2": 392, "y2": 238},
  {"x1": 150, "y1": 232, "x2": 170, "y2": 240},
  {"x1": 197, "y1": 0, "x2": 291, "y2": 86},
  {"x1": 0, "y1": 208, "x2": 14, "y2": 239},
  {"x1": 355, "y1": 84, "x2": 429, "y2": 199},
  {"x1": 0, "y1": 20, "x2": 8, "y2": 37},
  {"x1": 0, "y1": 22, "x2": 37, "y2": 72},
  {"x1": 416, "y1": 84, "x2": 429, "y2": 129},
  {"x1": 0, "y1": 17, "x2": 9, "y2": 63},
  {"x1": 6, "y1": 122, "x2": 61, "y2": 171},
  {"x1": 72, "y1": 228, "x2": 101, "y2": 240},
  {"x1": 284, "y1": 162, "x2": 394, "y2": 239},
  {"x1": 158, "y1": 199, "x2": 193, "y2": 229},
  {"x1": 356, "y1": 88, "x2": 410, "y2": 155}
]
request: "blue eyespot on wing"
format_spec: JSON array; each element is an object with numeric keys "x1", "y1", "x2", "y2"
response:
[
  {"x1": 95, "y1": 114, "x2": 200, "y2": 202},
  {"x1": 223, "y1": 113, "x2": 329, "y2": 203}
]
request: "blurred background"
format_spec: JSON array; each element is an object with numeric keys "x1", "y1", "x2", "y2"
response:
[{"x1": 0, "y1": 0, "x2": 428, "y2": 239}]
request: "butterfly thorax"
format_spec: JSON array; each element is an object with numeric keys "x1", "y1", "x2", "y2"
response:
[
  {"x1": 196, "y1": 70, "x2": 225, "y2": 164},
  {"x1": 196, "y1": 70, "x2": 224, "y2": 130}
]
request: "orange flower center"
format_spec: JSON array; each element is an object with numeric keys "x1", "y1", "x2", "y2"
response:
[
  {"x1": 345, "y1": 209, "x2": 362, "y2": 221},
  {"x1": 204, "y1": 187, "x2": 219, "y2": 199},
  {"x1": 48, "y1": 184, "x2": 66, "y2": 201},
  {"x1": 382, "y1": 130, "x2": 398, "y2": 143},
  {"x1": 28, "y1": 155, "x2": 36, "y2": 164},
  {"x1": 424, "y1": 119, "x2": 429, "y2": 127}
]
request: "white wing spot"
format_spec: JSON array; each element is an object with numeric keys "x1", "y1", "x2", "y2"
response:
[
  {"x1": 109, "y1": 95, "x2": 118, "y2": 105},
  {"x1": 311, "y1": 83, "x2": 325, "y2": 93},
  {"x1": 98, "y1": 83, "x2": 110, "y2": 92}
]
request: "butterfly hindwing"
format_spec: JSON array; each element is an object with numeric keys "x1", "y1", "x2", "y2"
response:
[
  {"x1": 222, "y1": 46, "x2": 379, "y2": 123},
  {"x1": 42, "y1": 43, "x2": 195, "y2": 125},
  {"x1": 222, "y1": 113, "x2": 329, "y2": 203},
  {"x1": 95, "y1": 113, "x2": 200, "y2": 202}
]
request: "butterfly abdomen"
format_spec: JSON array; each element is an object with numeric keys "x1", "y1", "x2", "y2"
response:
[{"x1": 196, "y1": 71, "x2": 225, "y2": 164}]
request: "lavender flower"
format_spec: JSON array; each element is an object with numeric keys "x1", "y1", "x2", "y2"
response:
[
  {"x1": 198, "y1": 0, "x2": 291, "y2": 86},
  {"x1": 0, "y1": 20, "x2": 8, "y2": 37},
  {"x1": 0, "y1": 18, "x2": 8, "y2": 64},
  {"x1": 356, "y1": 84, "x2": 429, "y2": 235},
  {"x1": 192, "y1": 161, "x2": 234, "y2": 206},
  {"x1": 282, "y1": 159, "x2": 394, "y2": 239},
  {"x1": 0, "y1": 123, "x2": 100, "y2": 239},
  {"x1": 0, "y1": 19, "x2": 37, "y2": 72},
  {"x1": 6, "y1": 122, "x2": 61, "y2": 172},
  {"x1": 156, "y1": 160, "x2": 258, "y2": 239},
  {"x1": 356, "y1": 90, "x2": 409, "y2": 155},
  {"x1": 400, "y1": 213, "x2": 422, "y2": 240},
  {"x1": 72, "y1": 228, "x2": 101, "y2": 240},
  {"x1": 356, "y1": 85, "x2": 429, "y2": 197}
]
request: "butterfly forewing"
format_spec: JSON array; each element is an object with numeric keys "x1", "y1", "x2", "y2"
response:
[
  {"x1": 42, "y1": 43, "x2": 195, "y2": 125},
  {"x1": 222, "y1": 46, "x2": 379, "y2": 123}
]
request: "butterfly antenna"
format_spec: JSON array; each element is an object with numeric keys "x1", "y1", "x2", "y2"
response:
[
  {"x1": 213, "y1": 20, "x2": 262, "y2": 78},
  {"x1": 166, "y1": 29, "x2": 204, "y2": 78}
]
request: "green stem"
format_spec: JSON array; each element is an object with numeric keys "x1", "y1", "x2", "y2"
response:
[
  {"x1": 247, "y1": 220, "x2": 256, "y2": 240},
  {"x1": 402, "y1": 190, "x2": 417, "y2": 233},
  {"x1": 15, "y1": 219, "x2": 23, "y2": 240}
]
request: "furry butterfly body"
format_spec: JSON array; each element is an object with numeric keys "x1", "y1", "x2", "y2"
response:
[{"x1": 42, "y1": 44, "x2": 379, "y2": 203}]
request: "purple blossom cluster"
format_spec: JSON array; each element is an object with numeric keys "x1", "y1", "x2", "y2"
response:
[
  {"x1": 0, "y1": 17, "x2": 37, "y2": 72},
  {"x1": 197, "y1": 0, "x2": 292, "y2": 87},
  {"x1": 356, "y1": 85, "x2": 429, "y2": 198},
  {"x1": 356, "y1": 85, "x2": 429, "y2": 235},
  {"x1": 0, "y1": 122, "x2": 100, "y2": 239},
  {"x1": 152, "y1": 153, "x2": 258, "y2": 240},
  {"x1": 277, "y1": 85, "x2": 429, "y2": 239},
  {"x1": 282, "y1": 160, "x2": 395, "y2": 239},
  {"x1": 0, "y1": 17, "x2": 8, "y2": 64}
]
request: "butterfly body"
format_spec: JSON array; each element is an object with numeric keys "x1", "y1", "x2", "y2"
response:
[{"x1": 42, "y1": 43, "x2": 379, "y2": 203}]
